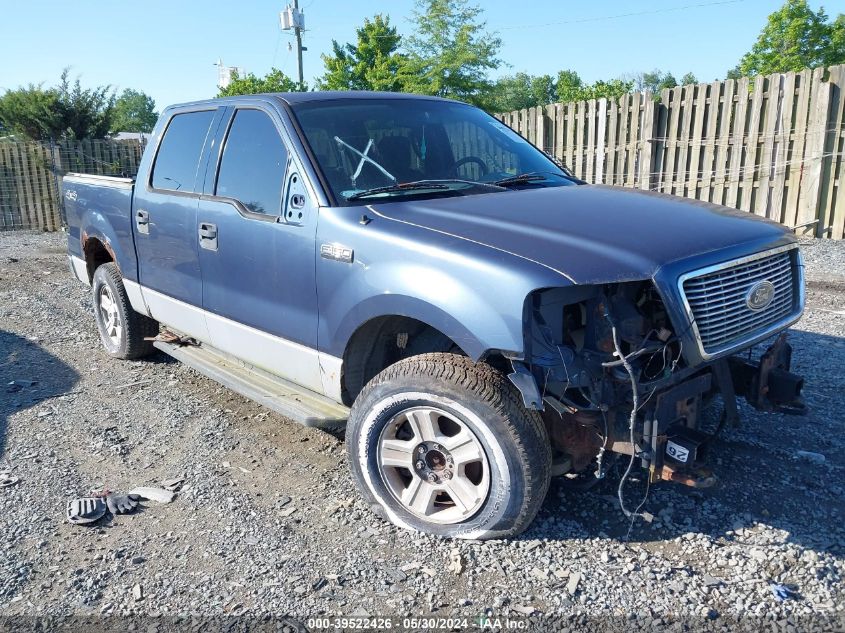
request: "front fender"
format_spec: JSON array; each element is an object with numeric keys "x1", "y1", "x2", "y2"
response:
[{"x1": 316, "y1": 207, "x2": 569, "y2": 360}]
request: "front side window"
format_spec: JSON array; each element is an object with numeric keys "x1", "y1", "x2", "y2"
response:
[
  {"x1": 291, "y1": 98, "x2": 576, "y2": 205},
  {"x1": 216, "y1": 109, "x2": 289, "y2": 216},
  {"x1": 151, "y1": 110, "x2": 216, "y2": 192}
]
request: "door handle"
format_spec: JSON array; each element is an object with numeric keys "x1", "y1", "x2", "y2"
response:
[
  {"x1": 198, "y1": 222, "x2": 218, "y2": 251},
  {"x1": 136, "y1": 209, "x2": 150, "y2": 235}
]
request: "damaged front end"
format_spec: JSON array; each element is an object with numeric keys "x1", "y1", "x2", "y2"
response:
[{"x1": 509, "y1": 245, "x2": 806, "y2": 497}]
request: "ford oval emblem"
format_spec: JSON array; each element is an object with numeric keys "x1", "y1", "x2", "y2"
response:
[{"x1": 745, "y1": 280, "x2": 775, "y2": 311}]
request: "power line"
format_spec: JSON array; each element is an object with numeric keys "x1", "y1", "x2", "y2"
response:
[{"x1": 499, "y1": 0, "x2": 749, "y2": 31}]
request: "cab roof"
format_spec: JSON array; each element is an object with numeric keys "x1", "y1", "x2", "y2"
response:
[{"x1": 169, "y1": 91, "x2": 456, "y2": 111}]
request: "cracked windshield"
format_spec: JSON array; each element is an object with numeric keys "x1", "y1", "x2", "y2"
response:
[{"x1": 292, "y1": 98, "x2": 577, "y2": 204}]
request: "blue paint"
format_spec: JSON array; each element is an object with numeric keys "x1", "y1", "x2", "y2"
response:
[{"x1": 64, "y1": 92, "x2": 798, "y2": 380}]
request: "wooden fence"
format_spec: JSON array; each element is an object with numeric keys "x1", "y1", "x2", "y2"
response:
[
  {"x1": 497, "y1": 64, "x2": 845, "y2": 239},
  {"x1": 0, "y1": 139, "x2": 144, "y2": 231}
]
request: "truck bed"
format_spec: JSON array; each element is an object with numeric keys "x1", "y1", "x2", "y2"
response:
[{"x1": 62, "y1": 172, "x2": 139, "y2": 285}]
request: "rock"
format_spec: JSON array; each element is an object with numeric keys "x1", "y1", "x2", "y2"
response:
[
  {"x1": 702, "y1": 574, "x2": 724, "y2": 587},
  {"x1": 447, "y1": 548, "x2": 464, "y2": 575},
  {"x1": 567, "y1": 572, "x2": 581, "y2": 596},
  {"x1": 530, "y1": 567, "x2": 549, "y2": 581},
  {"x1": 794, "y1": 451, "x2": 826, "y2": 465},
  {"x1": 132, "y1": 584, "x2": 144, "y2": 601}
]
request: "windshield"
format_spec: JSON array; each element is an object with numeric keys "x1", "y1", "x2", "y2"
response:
[{"x1": 291, "y1": 98, "x2": 578, "y2": 205}]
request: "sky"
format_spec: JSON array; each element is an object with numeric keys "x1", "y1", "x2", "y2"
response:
[{"x1": 2, "y1": 0, "x2": 843, "y2": 109}]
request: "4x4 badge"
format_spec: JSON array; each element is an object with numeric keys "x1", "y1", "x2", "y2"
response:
[{"x1": 320, "y1": 243, "x2": 353, "y2": 263}]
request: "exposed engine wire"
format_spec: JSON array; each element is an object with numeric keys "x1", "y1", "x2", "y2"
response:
[{"x1": 606, "y1": 313, "x2": 650, "y2": 522}]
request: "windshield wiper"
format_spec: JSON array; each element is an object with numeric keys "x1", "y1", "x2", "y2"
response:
[
  {"x1": 346, "y1": 181, "x2": 450, "y2": 201},
  {"x1": 492, "y1": 171, "x2": 570, "y2": 187},
  {"x1": 346, "y1": 179, "x2": 502, "y2": 202}
]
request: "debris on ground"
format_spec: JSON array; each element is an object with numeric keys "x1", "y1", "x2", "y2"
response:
[
  {"x1": 128, "y1": 486, "x2": 176, "y2": 503},
  {"x1": 794, "y1": 450, "x2": 826, "y2": 465},
  {"x1": 161, "y1": 477, "x2": 184, "y2": 492},
  {"x1": 0, "y1": 472, "x2": 20, "y2": 488},
  {"x1": 66, "y1": 497, "x2": 107, "y2": 525},
  {"x1": 6, "y1": 379, "x2": 37, "y2": 392},
  {"x1": 447, "y1": 548, "x2": 464, "y2": 575},
  {"x1": 769, "y1": 581, "x2": 800, "y2": 602},
  {"x1": 105, "y1": 493, "x2": 141, "y2": 515}
]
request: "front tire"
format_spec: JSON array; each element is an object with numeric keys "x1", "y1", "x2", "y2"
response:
[
  {"x1": 347, "y1": 353, "x2": 551, "y2": 540},
  {"x1": 92, "y1": 263, "x2": 158, "y2": 359}
]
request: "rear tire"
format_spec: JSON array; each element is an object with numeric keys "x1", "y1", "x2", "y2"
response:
[
  {"x1": 347, "y1": 353, "x2": 551, "y2": 540},
  {"x1": 92, "y1": 263, "x2": 158, "y2": 359}
]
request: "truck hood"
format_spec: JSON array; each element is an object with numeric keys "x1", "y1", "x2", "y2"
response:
[{"x1": 369, "y1": 185, "x2": 793, "y2": 284}]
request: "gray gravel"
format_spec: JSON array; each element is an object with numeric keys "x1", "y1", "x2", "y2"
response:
[{"x1": 0, "y1": 230, "x2": 843, "y2": 630}]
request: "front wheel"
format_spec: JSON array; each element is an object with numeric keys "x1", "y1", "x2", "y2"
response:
[
  {"x1": 347, "y1": 353, "x2": 551, "y2": 540},
  {"x1": 92, "y1": 263, "x2": 158, "y2": 359}
]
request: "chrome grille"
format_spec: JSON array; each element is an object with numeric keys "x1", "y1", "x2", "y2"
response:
[{"x1": 681, "y1": 248, "x2": 800, "y2": 356}]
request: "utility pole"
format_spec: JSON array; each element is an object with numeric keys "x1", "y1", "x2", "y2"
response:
[{"x1": 280, "y1": 1, "x2": 306, "y2": 89}]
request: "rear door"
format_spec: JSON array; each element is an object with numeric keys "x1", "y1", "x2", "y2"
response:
[
  {"x1": 134, "y1": 107, "x2": 223, "y2": 339},
  {"x1": 195, "y1": 105, "x2": 322, "y2": 393}
]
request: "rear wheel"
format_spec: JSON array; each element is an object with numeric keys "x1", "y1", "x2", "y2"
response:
[
  {"x1": 347, "y1": 353, "x2": 551, "y2": 539},
  {"x1": 92, "y1": 263, "x2": 158, "y2": 359}
]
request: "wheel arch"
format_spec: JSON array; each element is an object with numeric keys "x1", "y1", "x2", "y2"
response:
[{"x1": 339, "y1": 312, "x2": 513, "y2": 407}]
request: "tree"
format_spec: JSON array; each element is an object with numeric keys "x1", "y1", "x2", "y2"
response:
[
  {"x1": 319, "y1": 15, "x2": 411, "y2": 92},
  {"x1": 681, "y1": 72, "x2": 698, "y2": 85},
  {"x1": 732, "y1": 0, "x2": 845, "y2": 77},
  {"x1": 555, "y1": 70, "x2": 586, "y2": 103},
  {"x1": 403, "y1": 0, "x2": 502, "y2": 106},
  {"x1": 554, "y1": 70, "x2": 632, "y2": 104},
  {"x1": 55, "y1": 70, "x2": 115, "y2": 139},
  {"x1": 637, "y1": 70, "x2": 678, "y2": 93},
  {"x1": 110, "y1": 89, "x2": 158, "y2": 133},
  {"x1": 217, "y1": 68, "x2": 305, "y2": 97},
  {"x1": 488, "y1": 73, "x2": 556, "y2": 112},
  {"x1": 0, "y1": 84, "x2": 60, "y2": 139},
  {"x1": 0, "y1": 70, "x2": 114, "y2": 140}
]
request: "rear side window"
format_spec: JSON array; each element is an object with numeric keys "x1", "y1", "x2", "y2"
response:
[
  {"x1": 216, "y1": 109, "x2": 288, "y2": 216},
  {"x1": 151, "y1": 110, "x2": 216, "y2": 192}
]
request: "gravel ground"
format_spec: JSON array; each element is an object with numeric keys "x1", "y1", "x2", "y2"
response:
[{"x1": 0, "y1": 231, "x2": 843, "y2": 631}]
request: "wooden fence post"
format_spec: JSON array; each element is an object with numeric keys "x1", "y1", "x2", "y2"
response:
[
  {"x1": 638, "y1": 95, "x2": 655, "y2": 190},
  {"x1": 796, "y1": 68, "x2": 832, "y2": 234}
]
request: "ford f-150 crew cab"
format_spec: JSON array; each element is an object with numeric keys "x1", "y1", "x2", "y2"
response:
[{"x1": 64, "y1": 92, "x2": 807, "y2": 539}]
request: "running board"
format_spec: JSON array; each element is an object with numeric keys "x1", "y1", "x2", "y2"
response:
[{"x1": 153, "y1": 340, "x2": 349, "y2": 428}]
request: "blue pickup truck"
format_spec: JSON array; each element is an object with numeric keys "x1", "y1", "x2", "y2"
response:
[{"x1": 64, "y1": 92, "x2": 806, "y2": 539}]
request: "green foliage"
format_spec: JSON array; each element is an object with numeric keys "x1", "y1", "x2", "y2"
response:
[
  {"x1": 554, "y1": 70, "x2": 632, "y2": 104},
  {"x1": 638, "y1": 70, "x2": 677, "y2": 93},
  {"x1": 681, "y1": 72, "x2": 698, "y2": 85},
  {"x1": 110, "y1": 89, "x2": 158, "y2": 133},
  {"x1": 0, "y1": 84, "x2": 59, "y2": 139},
  {"x1": 555, "y1": 70, "x2": 586, "y2": 103},
  {"x1": 581, "y1": 78, "x2": 634, "y2": 101},
  {"x1": 733, "y1": 0, "x2": 845, "y2": 76},
  {"x1": 319, "y1": 15, "x2": 410, "y2": 91},
  {"x1": 217, "y1": 68, "x2": 306, "y2": 97},
  {"x1": 403, "y1": 0, "x2": 502, "y2": 106},
  {"x1": 486, "y1": 69, "x2": 634, "y2": 112},
  {"x1": 0, "y1": 70, "x2": 115, "y2": 140},
  {"x1": 486, "y1": 73, "x2": 556, "y2": 112}
]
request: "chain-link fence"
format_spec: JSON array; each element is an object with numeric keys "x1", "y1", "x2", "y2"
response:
[{"x1": 0, "y1": 138, "x2": 145, "y2": 231}]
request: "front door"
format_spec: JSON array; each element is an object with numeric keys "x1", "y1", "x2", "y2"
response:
[
  {"x1": 196, "y1": 106, "x2": 322, "y2": 393},
  {"x1": 134, "y1": 107, "x2": 222, "y2": 340}
]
